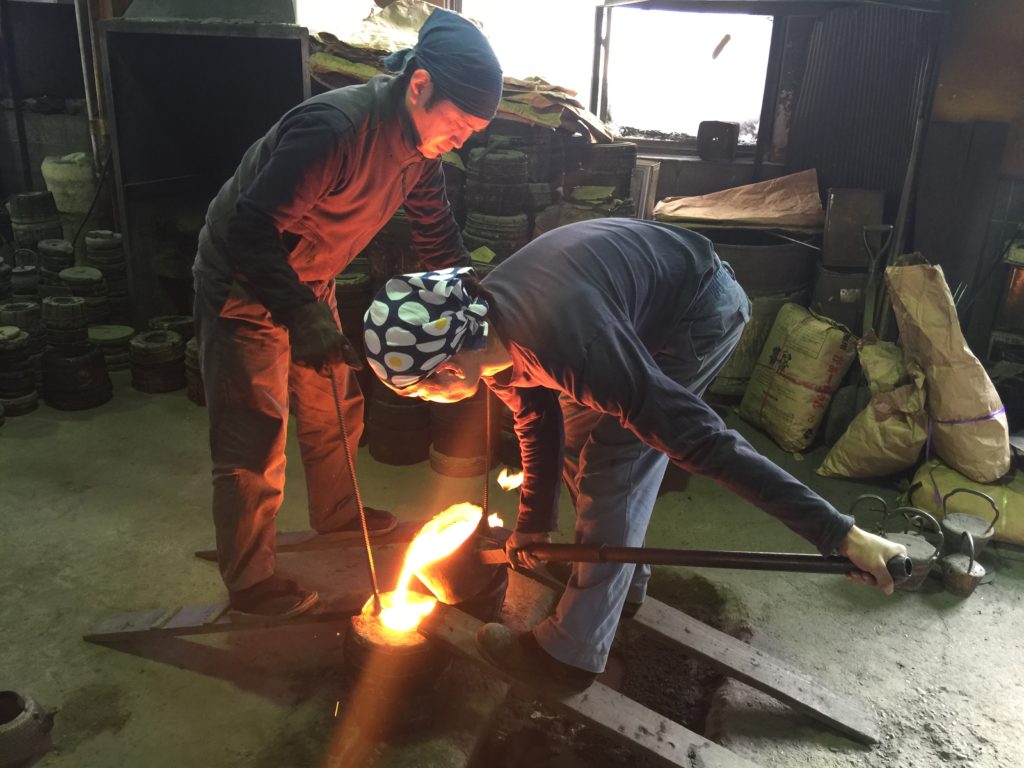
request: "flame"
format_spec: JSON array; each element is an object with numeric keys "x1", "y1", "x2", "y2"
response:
[
  {"x1": 377, "y1": 502, "x2": 482, "y2": 633},
  {"x1": 488, "y1": 513, "x2": 503, "y2": 528},
  {"x1": 497, "y1": 468, "x2": 524, "y2": 490}
]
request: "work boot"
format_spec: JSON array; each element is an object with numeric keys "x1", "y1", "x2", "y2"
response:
[
  {"x1": 476, "y1": 623, "x2": 597, "y2": 691},
  {"x1": 229, "y1": 574, "x2": 318, "y2": 619},
  {"x1": 316, "y1": 507, "x2": 398, "y2": 538}
]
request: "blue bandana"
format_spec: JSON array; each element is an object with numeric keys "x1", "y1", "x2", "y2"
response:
[
  {"x1": 363, "y1": 267, "x2": 489, "y2": 390},
  {"x1": 383, "y1": 8, "x2": 503, "y2": 121}
]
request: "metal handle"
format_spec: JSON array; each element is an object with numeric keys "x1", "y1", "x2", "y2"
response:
[
  {"x1": 850, "y1": 494, "x2": 889, "y2": 535},
  {"x1": 942, "y1": 487, "x2": 1000, "y2": 535},
  {"x1": 483, "y1": 544, "x2": 913, "y2": 584},
  {"x1": 850, "y1": 494, "x2": 889, "y2": 517},
  {"x1": 956, "y1": 531, "x2": 976, "y2": 573}
]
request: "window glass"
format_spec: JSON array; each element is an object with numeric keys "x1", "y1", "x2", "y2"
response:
[
  {"x1": 461, "y1": 0, "x2": 598, "y2": 100},
  {"x1": 296, "y1": 0, "x2": 378, "y2": 37},
  {"x1": 607, "y1": 9, "x2": 773, "y2": 143}
]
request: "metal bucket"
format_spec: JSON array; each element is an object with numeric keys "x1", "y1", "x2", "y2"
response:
[
  {"x1": 343, "y1": 603, "x2": 451, "y2": 738},
  {"x1": 940, "y1": 532, "x2": 985, "y2": 598},
  {"x1": 416, "y1": 530, "x2": 504, "y2": 607},
  {"x1": 940, "y1": 488, "x2": 1000, "y2": 556},
  {"x1": 883, "y1": 507, "x2": 944, "y2": 591}
]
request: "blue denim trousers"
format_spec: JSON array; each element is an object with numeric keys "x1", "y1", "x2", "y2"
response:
[
  {"x1": 533, "y1": 264, "x2": 750, "y2": 672},
  {"x1": 194, "y1": 273, "x2": 365, "y2": 592}
]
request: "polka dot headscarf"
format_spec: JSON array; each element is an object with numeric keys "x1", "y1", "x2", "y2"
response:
[{"x1": 363, "y1": 267, "x2": 489, "y2": 390}]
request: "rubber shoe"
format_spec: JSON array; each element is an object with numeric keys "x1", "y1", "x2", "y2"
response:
[
  {"x1": 229, "y1": 575, "x2": 318, "y2": 619},
  {"x1": 476, "y1": 623, "x2": 597, "y2": 692},
  {"x1": 318, "y1": 507, "x2": 398, "y2": 538}
]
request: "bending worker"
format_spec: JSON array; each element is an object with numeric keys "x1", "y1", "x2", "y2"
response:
[
  {"x1": 192, "y1": 9, "x2": 502, "y2": 618},
  {"x1": 361, "y1": 217, "x2": 907, "y2": 690}
]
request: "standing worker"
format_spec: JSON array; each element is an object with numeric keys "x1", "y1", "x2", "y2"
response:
[
  {"x1": 192, "y1": 9, "x2": 502, "y2": 618},
  {"x1": 361, "y1": 218, "x2": 907, "y2": 689}
]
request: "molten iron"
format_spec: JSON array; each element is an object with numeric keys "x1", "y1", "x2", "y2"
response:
[{"x1": 375, "y1": 502, "x2": 483, "y2": 633}]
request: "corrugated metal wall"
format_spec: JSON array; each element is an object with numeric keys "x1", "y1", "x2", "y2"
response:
[{"x1": 785, "y1": 5, "x2": 944, "y2": 215}]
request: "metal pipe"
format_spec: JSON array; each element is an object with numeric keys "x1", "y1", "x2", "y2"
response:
[
  {"x1": 482, "y1": 544, "x2": 912, "y2": 583},
  {"x1": 589, "y1": 5, "x2": 605, "y2": 116},
  {"x1": 73, "y1": 0, "x2": 103, "y2": 173},
  {"x1": 878, "y1": 15, "x2": 946, "y2": 339},
  {"x1": 0, "y1": 0, "x2": 33, "y2": 190}
]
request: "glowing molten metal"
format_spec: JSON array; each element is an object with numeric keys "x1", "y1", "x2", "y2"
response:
[
  {"x1": 376, "y1": 503, "x2": 483, "y2": 633},
  {"x1": 497, "y1": 468, "x2": 524, "y2": 491}
]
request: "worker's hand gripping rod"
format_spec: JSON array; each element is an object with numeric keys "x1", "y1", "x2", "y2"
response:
[{"x1": 480, "y1": 544, "x2": 913, "y2": 585}]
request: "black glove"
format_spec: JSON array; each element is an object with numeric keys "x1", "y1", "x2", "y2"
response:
[{"x1": 279, "y1": 302, "x2": 363, "y2": 371}]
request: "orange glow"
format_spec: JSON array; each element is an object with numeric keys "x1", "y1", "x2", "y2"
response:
[
  {"x1": 376, "y1": 503, "x2": 482, "y2": 633},
  {"x1": 497, "y1": 468, "x2": 525, "y2": 490},
  {"x1": 488, "y1": 513, "x2": 504, "y2": 528},
  {"x1": 371, "y1": 590, "x2": 437, "y2": 634}
]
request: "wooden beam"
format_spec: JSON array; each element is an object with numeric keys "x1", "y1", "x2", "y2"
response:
[
  {"x1": 630, "y1": 598, "x2": 879, "y2": 745},
  {"x1": 83, "y1": 591, "x2": 369, "y2": 644},
  {"x1": 420, "y1": 604, "x2": 762, "y2": 768}
]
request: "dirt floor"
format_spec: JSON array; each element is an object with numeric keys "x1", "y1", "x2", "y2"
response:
[{"x1": 1, "y1": 372, "x2": 1022, "y2": 767}]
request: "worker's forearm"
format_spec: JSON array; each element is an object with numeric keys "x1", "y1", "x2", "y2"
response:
[{"x1": 224, "y1": 203, "x2": 316, "y2": 319}]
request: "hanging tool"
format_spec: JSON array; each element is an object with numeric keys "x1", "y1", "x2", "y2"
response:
[
  {"x1": 477, "y1": 543, "x2": 913, "y2": 584},
  {"x1": 326, "y1": 364, "x2": 382, "y2": 615}
]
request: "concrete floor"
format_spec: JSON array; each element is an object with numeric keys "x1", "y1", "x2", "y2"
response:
[{"x1": 1, "y1": 371, "x2": 1021, "y2": 767}]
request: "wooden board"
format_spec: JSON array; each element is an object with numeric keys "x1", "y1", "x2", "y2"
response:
[
  {"x1": 83, "y1": 592, "x2": 368, "y2": 643},
  {"x1": 630, "y1": 598, "x2": 879, "y2": 745},
  {"x1": 420, "y1": 603, "x2": 761, "y2": 768},
  {"x1": 193, "y1": 519, "x2": 428, "y2": 562},
  {"x1": 512, "y1": 567, "x2": 879, "y2": 746},
  {"x1": 87, "y1": 535, "x2": 411, "y2": 643}
]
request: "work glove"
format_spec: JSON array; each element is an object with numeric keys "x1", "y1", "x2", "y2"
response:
[{"x1": 280, "y1": 302, "x2": 363, "y2": 372}]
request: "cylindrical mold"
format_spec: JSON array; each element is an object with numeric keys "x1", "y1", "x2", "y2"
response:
[
  {"x1": 343, "y1": 600, "x2": 451, "y2": 739},
  {"x1": 940, "y1": 488, "x2": 1000, "y2": 556},
  {"x1": 367, "y1": 386, "x2": 430, "y2": 466},
  {"x1": 429, "y1": 388, "x2": 501, "y2": 477},
  {"x1": 941, "y1": 532, "x2": 985, "y2": 598}
]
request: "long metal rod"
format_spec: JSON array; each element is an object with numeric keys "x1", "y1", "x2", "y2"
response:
[
  {"x1": 328, "y1": 367, "x2": 381, "y2": 613},
  {"x1": 0, "y1": 0, "x2": 32, "y2": 189},
  {"x1": 73, "y1": 0, "x2": 102, "y2": 169},
  {"x1": 483, "y1": 543, "x2": 912, "y2": 582},
  {"x1": 481, "y1": 389, "x2": 490, "y2": 520},
  {"x1": 878, "y1": 16, "x2": 946, "y2": 339}
]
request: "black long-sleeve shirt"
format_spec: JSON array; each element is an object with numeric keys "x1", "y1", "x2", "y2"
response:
[
  {"x1": 194, "y1": 75, "x2": 467, "y2": 317},
  {"x1": 482, "y1": 219, "x2": 854, "y2": 557}
]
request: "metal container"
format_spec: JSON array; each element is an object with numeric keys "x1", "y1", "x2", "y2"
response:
[
  {"x1": 940, "y1": 488, "x2": 1000, "y2": 556},
  {"x1": 706, "y1": 228, "x2": 818, "y2": 295},
  {"x1": 0, "y1": 690, "x2": 54, "y2": 768},
  {"x1": 343, "y1": 601, "x2": 451, "y2": 738},
  {"x1": 940, "y1": 532, "x2": 985, "y2": 598},
  {"x1": 416, "y1": 531, "x2": 505, "y2": 609}
]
